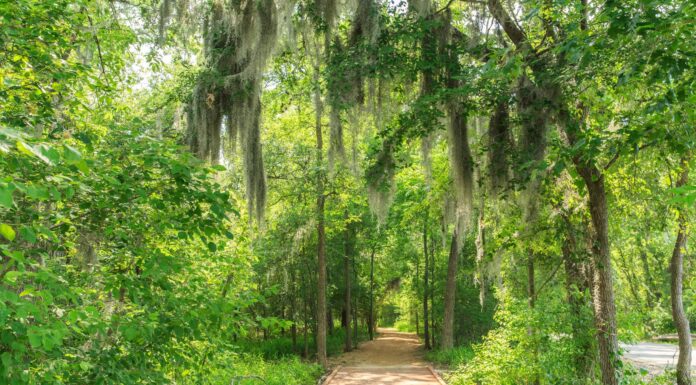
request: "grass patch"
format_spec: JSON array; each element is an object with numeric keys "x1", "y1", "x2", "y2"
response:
[
  {"x1": 426, "y1": 345, "x2": 475, "y2": 368},
  {"x1": 233, "y1": 327, "x2": 367, "y2": 360},
  {"x1": 197, "y1": 353, "x2": 323, "y2": 385}
]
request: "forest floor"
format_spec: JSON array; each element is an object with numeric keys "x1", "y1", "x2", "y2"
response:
[{"x1": 325, "y1": 328, "x2": 444, "y2": 385}]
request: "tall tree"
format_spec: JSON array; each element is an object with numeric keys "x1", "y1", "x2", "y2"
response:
[{"x1": 670, "y1": 156, "x2": 692, "y2": 385}]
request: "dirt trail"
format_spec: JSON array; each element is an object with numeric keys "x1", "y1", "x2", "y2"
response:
[{"x1": 326, "y1": 328, "x2": 444, "y2": 385}]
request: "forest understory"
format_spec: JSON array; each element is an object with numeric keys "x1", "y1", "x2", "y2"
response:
[{"x1": 0, "y1": 0, "x2": 694, "y2": 384}]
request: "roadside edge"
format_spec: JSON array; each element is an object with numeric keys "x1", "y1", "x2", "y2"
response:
[{"x1": 427, "y1": 365, "x2": 448, "y2": 385}]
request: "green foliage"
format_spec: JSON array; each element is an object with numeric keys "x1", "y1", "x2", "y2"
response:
[
  {"x1": 425, "y1": 345, "x2": 474, "y2": 368},
  {"x1": 194, "y1": 353, "x2": 322, "y2": 385}
]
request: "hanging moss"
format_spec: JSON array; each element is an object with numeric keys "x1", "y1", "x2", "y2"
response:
[
  {"x1": 488, "y1": 100, "x2": 511, "y2": 194},
  {"x1": 420, "y1": 133, "x2": 434, "y2": 187},
  {"x1": 516, "y1": 75, "x2": 555, "y2": 221},
  {"x1": 182, "y1": 0, "x2": 285, "y2": 223},
  {"x1": 366, "y1": 142, "x2": 396, "y2": 225},
  {"x1": 447, "y1": 107, "x2": 474, "y2": 228}
]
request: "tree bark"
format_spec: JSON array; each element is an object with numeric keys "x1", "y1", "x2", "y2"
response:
[
  {"x1": 415, "y1": 249, "x2": 420, "y2": 336},
  {"x1": 442, "y1": 229, "x2": 459, "y2": 349},
  {"x1": 671, "y1": 156, "x2": 692, "y2": 385},
  {"x1": 312, "y1": 41, "x2": 328, "y2": 367},
  {"x1": 344, "y1": 212, "x2": 353, "y2": 352},
  {"x1": 577, "y1": 165, "x2": 619, "y2": 385}
]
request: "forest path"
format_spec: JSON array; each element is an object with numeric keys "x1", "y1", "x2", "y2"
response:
[
  {"x1": 325, "y1": 328, "x2": 444, "y2": 385},
  {"x1": 622, "y1": 342, "x2": 696, "y2": 370}
]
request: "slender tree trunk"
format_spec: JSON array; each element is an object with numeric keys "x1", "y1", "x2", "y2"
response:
[
  {"x1": 423, "y1": 217, "x2": 431, "y2": 349},
  {"x1": 415, "y1": 251, "x2": 420, "y2": 336},
  {"x1": 369, "y1": 247, "x2": 375, "y2": 340},
  {"x1": 311, "y1": 42, "x2": 328, "y2": 367},
  {"x1": 353, "y1": 251, "x2": 358, "y2": 343},
  {"x1": 304, "y1": 287, "x2": 309, "y2": 358},
  {"x1": 442, "y1": 229, "x2": 459, "y2": 349},
  {"x1": 344, "y1": 212, "x2": 353, "y2": 351},
  {"x1": 671, "y1": 156, "x2": 692, "y2": 385},
  {"x1": 291, "y1": 268, "x2": 298, "y2": 351}
]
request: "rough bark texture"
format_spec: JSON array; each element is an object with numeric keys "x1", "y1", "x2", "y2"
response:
[
  {"x1": 442, "y1": 229, "x2": 459, "y2": 349},
  {"x1": 577, "y1": 165, "x2": 618, "y2": 385},
  {"x1": 671, "y1": 157, "x2": 692, "y2": 385}
]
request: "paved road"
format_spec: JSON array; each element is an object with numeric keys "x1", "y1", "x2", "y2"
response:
[
  {"x1": 326, "y1": 328, "x2": 444, "y2": 385},
  {"x1": 622, "y1": 342, "x2": 696, "y2": 369}
]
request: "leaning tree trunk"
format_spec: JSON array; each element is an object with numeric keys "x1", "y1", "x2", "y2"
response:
[
  {"x1": 442, "y1": 229, "x2": 459, "y2": 349},
  {"x1": 671, "y1": 156, "x2": 692, "y2": 385}
]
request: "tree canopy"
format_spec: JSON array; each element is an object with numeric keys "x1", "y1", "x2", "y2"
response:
[{"x1": 0, "y1": 0, "x2": 694, "y2": 384}]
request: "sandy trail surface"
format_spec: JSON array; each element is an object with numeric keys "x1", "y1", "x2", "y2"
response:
[{"x1": 325, "y1": 328, "x2": 444, "y2": 385}]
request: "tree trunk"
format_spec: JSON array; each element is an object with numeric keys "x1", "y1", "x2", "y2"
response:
[
  {"x1": 577, "y1": 165, "x2": 618, "y2": 385},
  {"x1": 344, "y1": 212, "x2": 353, "y2": 352},
  {"x1": 671, "y1": 156, "x2": 692, "y2": 385},
  {"x1": 369, "y1": 247, "x2": 375, "y2": 340},
  {"x1": 561, "y1": 215, "x2": 596, "y2": 378},
  {"x1": 442, "y1": 229, "x2": 459, "y2": 349},
  {"x1": 312, "y1": 44, "x2": 328, "y2": 367},
  {"x1": 353, "y1": 251, "x2": 358, "y2": 343},
  {"x1": 423, "y1": 217, "x2": 431, "y2": 349},
  {"x1": 291, "y1": 268, "x2": 298, "y2": 351},
  {"x1": 415, "y1": 250, "x2": 420, "y2": 336}
]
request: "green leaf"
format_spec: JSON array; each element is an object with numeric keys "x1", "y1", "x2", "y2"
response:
[
  {"x1": 0, "y1": 224, "x2": 16, "y2": 241},
  {"x1": 16, "y1": 141, "x2": 53, "y2": 165},
  {"x1": 63, "y1": 144, "x2": 82, "y2": 162},
  {"x1": 19, "y1": 227, "x2": 37, "y2": 244},
  {"x1": 74, "y1": 159, "x2": 89, "y2": 173},
  {"x1": 25, "y1": 184, "x2": 49, "y2": 200},
  {"x1": 4, "y1": 271, "x2": 20, "y2": 284},
  {"x1": 27, "y1": 328, "x2": 42, "y2": 349},
  {"x1": 0, "y1": 184, "x2": 14, "y2": 208}
]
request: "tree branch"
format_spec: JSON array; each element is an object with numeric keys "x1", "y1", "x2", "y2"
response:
[{"x1": 486, "y1": 0, "x2": 527, "y2": 49}]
